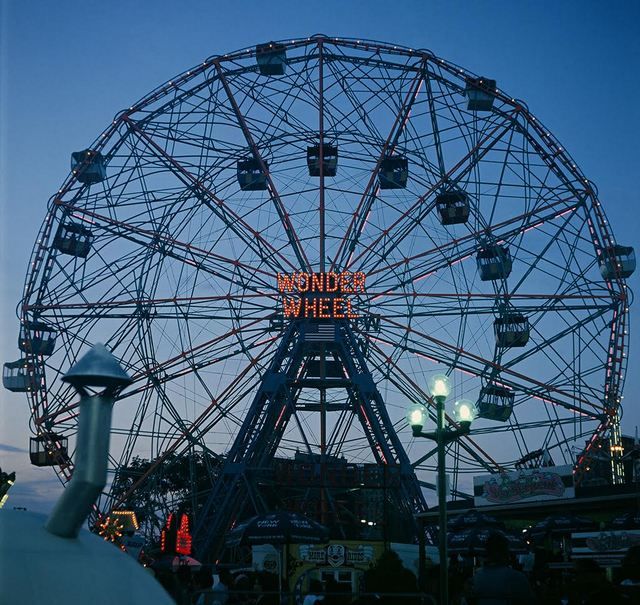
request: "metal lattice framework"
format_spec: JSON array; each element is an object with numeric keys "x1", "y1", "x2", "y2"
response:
[{"x1": 12, "y1": 36, "x2": 631, "y2": 554}]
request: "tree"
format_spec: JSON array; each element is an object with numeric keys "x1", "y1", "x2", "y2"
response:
[{"x1": 108, "y1": 450, "x2": 220, "y2": 541}]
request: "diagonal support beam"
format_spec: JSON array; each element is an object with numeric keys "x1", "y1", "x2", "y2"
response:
[
  {"x1": 214, "y1": 61, "x2": 311, "y2": 272},
  {"x1": 122, "y1": 115, "x2": 297, "y2": 274},
  {"x1": 331, "y1": 60, "x2": 427, "y2": 272},
  {"x1": 348, "y1": 110, "x2": 520, "y2": 273}
]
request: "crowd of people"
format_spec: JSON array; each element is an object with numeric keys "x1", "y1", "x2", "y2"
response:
[
  {"x1": 447, "y1": 533, "x2": 640, "y2": 604},
  {"x1": 155, "y1": 566, "x2": 288, "y2": 605},
  {"x1": 151, "y1": 537, "x2": 640, "y2": 605}
]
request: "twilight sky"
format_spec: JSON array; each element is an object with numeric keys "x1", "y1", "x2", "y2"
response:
[{"x1": 1, "y1": 0, "x2": 638, "y2": 512}]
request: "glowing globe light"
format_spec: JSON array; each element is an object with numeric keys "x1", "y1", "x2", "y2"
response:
[
  {"x1": 453, "y1": 399, "x2": 477, "y2": 423},
  {"x1": 406, "y1": 403, "x2": 428, "y2": 430},
  {"x1": 410, "y1": 409, "x2": 424, "y2": 425},
  {"x1": 428, "y1": 374, "x2": 451, "y2": 399}
]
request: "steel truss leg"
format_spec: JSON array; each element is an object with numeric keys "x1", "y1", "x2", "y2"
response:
[{"x1": 193, "y1": 320, "x2": 428, "y2": 559}]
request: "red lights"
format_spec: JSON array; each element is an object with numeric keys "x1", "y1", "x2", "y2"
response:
[
  {"x1": 277, "y1": 271, "x2": 366, "y2": 319},
  {"x1": 161, "y1": 512, "x2": 192, "y2": 555},
  {"x1": 176, "y1": 513, "x2": 192, "y2": 555},
  {"x1": 277, "y1": 271, "x2": 366, "y2": 293},
  {"x1": 161, "y1": 513, "x2": 175, "y2": 553}
]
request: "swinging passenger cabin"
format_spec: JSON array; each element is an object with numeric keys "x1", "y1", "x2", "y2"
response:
[
  {"x1": 237, "y1": 158, "x2": 268, "y2": 191},
  {"x1": 53, "y1": 223, "x2": 94, "y2": 258},
  {"x1": 476, "y1": 245, "x2": 512, "y2": 281},
  {"x1": 71, "y1": 150, "x2": 106, "y2": 184},
  {"x1": 465, "y1": 77, "x2": 497, "y2": 112},
  {"x1": 256, "y1": 42, "x2": 287, "y2": 76},
  {"x1": 379, "y1": 156, "x2": 408, "y2": 189},
  {"x1": 18, "y1": 321, "x2": 57, "y2": 357},
  {"x1": 494, "y1": 313, "x2": 530, "y2": 348},
  {"x1": 436, "y1": 190, "x2": 470, "y2": 225},
  {"x1": 2, "y1": 360, "x2": 41, "y2": 393},
  {"x1": 29, "y1": 433, "x2": 69, "y2": 467},
  {"x1": 477, "y1": 384, "x2": 514, "y2": 422},
  {"x1": 598, "y1": 245, "x2": 636, "y2": 280},
  {"x1": 307, "y1": 143, "x2": 338, "y2": 177}
]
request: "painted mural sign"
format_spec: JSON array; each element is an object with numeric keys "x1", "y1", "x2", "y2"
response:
[
  {"x1": 327, "y1": 544, "x2": 346, "y2": 567},
  {"x1": 473, "y1": 465, "x2": 574, "y2": 506}
]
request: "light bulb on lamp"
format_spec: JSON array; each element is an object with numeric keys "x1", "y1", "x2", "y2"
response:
[
  {"x1": 406, "y1": 403, "x2": 428, "y2": 434},
  {"x1": 453, "y1": 399, "x2": 476, "y2": 432},
  {"x1": 428, "y1": 374, "x2": 451, "y2": 401}
]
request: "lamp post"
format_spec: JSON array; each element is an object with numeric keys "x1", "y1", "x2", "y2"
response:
[{"x1": 407, "y1": 375, "x2": 476, "y2": 605}]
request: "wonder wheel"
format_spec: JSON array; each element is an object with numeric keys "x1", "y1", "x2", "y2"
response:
[{"x1": 6, "y1": 36, "x2": 634, "y2": 555}]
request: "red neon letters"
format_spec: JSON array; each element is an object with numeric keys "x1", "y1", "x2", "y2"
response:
[{"x1": 278, "y1": 272, "x2": 366, "y2": 319}]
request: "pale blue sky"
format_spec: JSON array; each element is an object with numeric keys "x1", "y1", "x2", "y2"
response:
[{"x1": 1, "y1": 0, "x2": 638, "y2": 511}]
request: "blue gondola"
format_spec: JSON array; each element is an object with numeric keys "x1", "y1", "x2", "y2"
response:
[
  {"x1": 71, "y1": 149, "x2": 106, "y2": 184},
  {"x1": 379, "y1": 156, "x2": 408, "y2": 190},
  {"x1": 494, "y1": 313, "x2": 530, "y2": 348},
  {"x1": 53, "y1": 222, "x2": 94, "y2": 258},
  {"x1": 598, "y1": 245, "x2": 636, "y2": 280},
  {"x1": 256, "y1": 42, "x2": 287, "y2": 76},
  {"x1": 477, "y1": 384, "x2": 514, "y2": 422},
  {"x1": 476, "y1": 245, "x2": 512, "y2": 281},
  {"x1": 18, "y1": 321, "x2": 57, "y2": 357},
  {"x1": 465, "y1": 77, "x2": 497, "y2": 112},
  {"x1": 237, "y1": 158, "x2": 268, "y2": 191},
  {"x1": 307, "y1": 143, "x2": 338, "y2": 177},
  {"x1": 30, "y1": 433, "x2": 68, "y2": 467},
  {"x1": 2, "y1": 360, "x2": 41, "y2": 393},
  {"x1": 436, "y1": 191, "x2": 470, "y2": 225}
]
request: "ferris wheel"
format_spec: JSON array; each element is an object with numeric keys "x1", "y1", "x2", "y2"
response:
[{"x1": 5, "y1": 36, "x2": 634, "y2": 554}]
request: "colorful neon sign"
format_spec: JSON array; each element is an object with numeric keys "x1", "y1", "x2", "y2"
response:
[{"x1": 277, "y1": 272, "x2": 366, "y2": 319}]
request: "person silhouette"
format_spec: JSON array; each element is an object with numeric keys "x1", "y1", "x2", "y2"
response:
[{"x1": 467, "y1": 531, "x2": 535, "y2": 605}]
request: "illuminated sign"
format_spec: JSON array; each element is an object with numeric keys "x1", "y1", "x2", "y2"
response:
[
  {"x1": 298, "y1": 543, "x2": 375, "y2": 565},
  {"x1": 277, "y1": 272, "x2": 366, "y2": 319},
  {"x1": 161, "y1": 512, "x2": 192, "y2": 555},
  {"x1": 473, "y1": 465, "x2": 574, "y2": 506}
]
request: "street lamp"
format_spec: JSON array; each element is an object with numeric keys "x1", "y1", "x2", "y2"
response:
[{"x1": 407, "y1": 375, "x2": 476, "y2": 605}]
